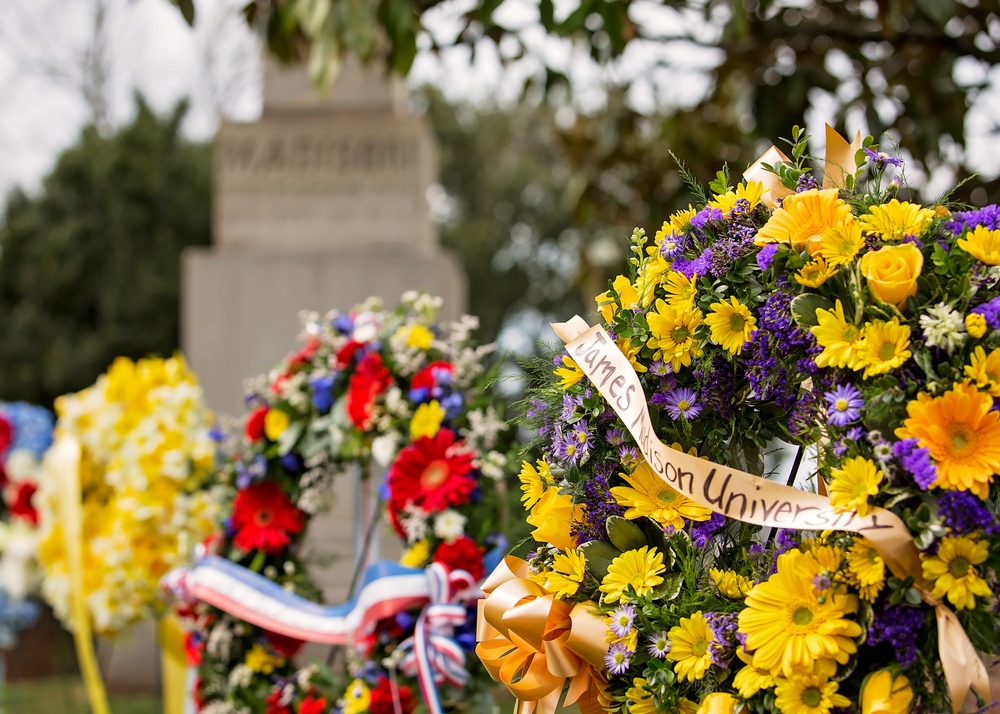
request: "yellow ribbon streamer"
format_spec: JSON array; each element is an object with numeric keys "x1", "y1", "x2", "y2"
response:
[
  {"x1": 46, "y1": 436, "x2": 111, "y2": 714},
  {"x1": 551, "y1": 316, "x2": 991, "y2": 713},
  {"x1": 743, "y1": 124, "x2": 863, "y2": 203},
  {"x1": 475, "y1": 556, "x2": 609, "y2": 714},
  {"x1": 159, "y1": 613, "x2": 189, "y2": 714}
]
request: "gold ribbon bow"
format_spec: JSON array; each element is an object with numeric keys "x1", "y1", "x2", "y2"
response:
[
  {"x1": 744, "y1": 124, "x2": 863, "y2": 206},
  {"x1": 476, "y1": 556, "x2": 608, "y2": 714}
]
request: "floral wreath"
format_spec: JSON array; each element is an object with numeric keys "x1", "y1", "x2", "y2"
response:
[
  {"x1": 492, "y1": 126, "x2": 1000, "y2": 714},
  {"x1": 184, "y1": 293, "x2": 520, "y2": 714}
]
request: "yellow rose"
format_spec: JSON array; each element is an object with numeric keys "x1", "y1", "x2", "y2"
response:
[
  {"x1": 597, "y1": 275, "x2": 639, "y2": 323},
  {"x1": 859, "y1": 243, "x2": 923, "y2": 309},
  {"x1": 526, "y1": 487, "x2": 584, "y2": 551},
  {"x1": 861, "y1": 670, "x2": 913, "y2": 714},
  {"x1": 263, "y1": 408, "x2": 290, "y2": 441},
  {"x1": 697, "y1": 693, "x2": 737, "y2": 714}
]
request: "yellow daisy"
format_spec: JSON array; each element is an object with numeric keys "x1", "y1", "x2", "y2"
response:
[
  {"x1": 668, "y1": 206, "x2": 698, "y2": 234},
  {"x1": 646, "y1": 300, "x2": 704, "y2": 371},
  {"x1": 696, "y1": 693, "x2": 737, "y2": 714},
  {"x1": 921, "y1": 535, "x2": 992, "y2": 610},
  {"x1": 846, "y1": 538, "x2": 885, "y2": 602},
  {"x1": 811, "y1": 300, "x2": 864, "y2": 369},
  {"x1": 625, "y1": 678, "x2": 659, "y2": 714},
  {"x1": 709, "y1": 568, "x2": 753, "y2": 599},
  {"x1": 705, "y1": 297, "x2": 757, "y2": 354},
  {"x1": 519, "y1": 459, "x2": 551, "y2": 509},
  {"x1": 738, "y1": 549, "x2": 862, "y2": 677},
  {"x1": 795, "y1": 257, "x2": 838, "y2": 288},
  {"x1": 342, "y1": 679, "x2": 371, "y2": 714},
  {"x1": 733, "y1": 648, "x2": 775, "y2": 698},
  {"x1": 857, "y1": 318, "x2": 911, "y2": 379},
  {"x1": 534, "y1": 548, "x2": 587, "y2": 599},
  {"x1": 895, "y1": 381, "x2": 1000, "y2": 498},
  {"x1": 596, "y1": 275, "x2": 640, "y2": 324},
  {"x1": 637, "y1": 255, "x2": 673, "y2": 308},
  {"x1": 264, "y1": 409, "x2": 290, "y2": 441},
  {"x1": 617, "y1": 336, "x2": 648, "y2": 374},
  {"x1": 967, "y1": 312, "x2": 988, "y2": 339},
  {"x1": 664, "y1": 271, "x2": 698, "y2": 310},
  {"x1": 859, "y1": 199, "x2": 936, "y2": 240},
  {"x1": 709, "y1": 181, "x2": 767, "y2": 215},
  {"x1": 861, "y1": 670, "x2": 914, "y2": 714},
  {"x1": 599, "y1": 546, "x2": 666, "y2": 604},
  {"x1": 818, "y1": 220, "x2": 865, "y2": 266},
  {"x1": 400, "y1": 539, "x2": 430, "y2": 568},
  {"x1": 409, "y1": 400, "x2": 445, "y2": 439},
  {"x1": 611, "y1": 461, "x2": 713, "y2": 529},
  {"x1": 754, "y1": 188, "x2": 854, "y2": 253},
  {"x1": 964, "y1": 346, "x2": 1000, "y2": 397},
  {"x1": 667, "y1": 611, "x2": 714, "y2": 682},
  {"x1": 774, "y1": 674, "x2": 851, "y2": 714},
  {"x1": 554, "y1": 355, "x2": 585, "y2": 389},
  {"x1": 958, "y1": 225, "x2": 1000, "y2": 265},
  {"x1": 828, "y1": 456, "x2": 882, "y2": 516},
  {"x1": 244, "y1": 643, "x2": 285, "y2": 674}
]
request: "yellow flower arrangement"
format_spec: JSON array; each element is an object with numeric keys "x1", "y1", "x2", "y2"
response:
[
  {"x1": 533, "y1": 548, "x2": 587, "y2": 599},
  {"x1": 37, "y1": 356, "x2": 218, "y2": 636},
  {"x1": 708, "y1": 181, "x2": 767, "y2": 216},
  {"x1": 709, "y1": 568, "x2": 753, "y2": 599},
  {"x1": 663, "y1": 271, "x2": 698, "y2": 310},
  {"x1": 597, "y1": 275, "x2": 640, "y2": 323},
  {"x1": 846, "y1": 538, "x2": 886, "y2": 602},
  {"x1": 818, "y1": 221, "x2": 865, "y2": 265},
  {"x1": 795, "y1": 257, "x2": 838, "y2": 288},
  {"x1": 554, "y1": 355, "x2": 585, "y2": 389},
  {"x1": 518, "y1": 458, "x2": 551, "y2": 509},
  {"x1": 526, "y1": 486, "x2": 583, "y2": 552}
]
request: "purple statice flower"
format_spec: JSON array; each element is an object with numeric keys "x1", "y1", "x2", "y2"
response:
[
  {"x1": 572, "y1": 468, "x2": 625, "y2": 544},
  {"x1": 690, "y1": 512, "x2": 727, "y2": 548},
  {"x1": 690, "y1": 207, "x2": 724, "y2": 231},
  {"x1": 946, "y1": 205, "x2": 1000, "y2": 235},
  {"x1": 776, "y1": 528, "x2": 798, "y2": 552},
  {"x1": 748, "y1": 542, "x2": 766, "y2": 555},
  {"x1": 672, "y1": 249, "x2": 711, "y2": 280},
  {"x1": 524, "y1": 397, "x2": 546, "y2": 419},
  {"x1": 892, "y1": 438, "x2": 938, "y2": 490},
  {"x1": 937, "y1": 491, "x2": 999, "y2": 535},
  {"x1": 901, "y1": 234, "x2": 923, "y2": 249},
  {"x1": 863, "y1": 147, "x2": 904, "y2": 169},
  {"x1": 704, "y1": 612, "x2": 739, "y2": 667},
  {"x1": 606, "y1": 428, "x2": 626, "y2": 446},
  {"x1": 663, "y1": 387, "x2": 702, "y2": 420},
  {"x1": 694, "y1": 357, "x2": 736, "y2": 421},
  {"x1": 824, "y1": 385, "x2": 863, "y2": 427},
  {"x1": 869, "y1": 605, "x2": 924, "y2": 667},
  {"x1": 796, "y1": 173, "x2": 821, "y2": 192},
  {"x1": 971, "y1": 295, "x2": 1000, "y2": 330},
  {"x1": 604, "y1": 642, "x2": 632, "y2": 675},
  {"x1": 647, "y1": 631, "x2": 670, "y2": 659},
  {"x1": 609, "y1": 605, "x2": 636, "y2": 638},
  {"x1": 756, "y1": 243, "x2": 780, "y2": 272}
]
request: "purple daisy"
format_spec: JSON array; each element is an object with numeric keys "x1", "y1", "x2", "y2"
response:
[
  {"x1": 609, "y1": 605, "x2": 636, "y2": 638},
  {"x1": 824, "y1": 384, "x2": 863, "y2": 427},
  {"x1": 604, "y1": 642, "x2": 632, "y2": 675},
  {"x1": 663, "y1": 387, "x2": 702, "y2": 420},
  {"x1": 863, "y1": 146, "x2": 904, "y2": 168},
  {"x1": 647, "y1": 631, "x2": 670, "y2": 659}
]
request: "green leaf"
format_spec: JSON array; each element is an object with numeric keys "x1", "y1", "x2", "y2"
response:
[
  {"x1": 606, "y1": 515, "x2": 647, "y2": 552},
  {"x1": 277, "y1": 419, "x2": 305, "y2": 456},
  {"x1": 296, "y1": 0, "x2": 331, "y2": 37},
  {"x1": 175, "y1": 0, "x2": 195, "y2": 25},
  {"x1": 914, "y1": 0, "x2": 955, "y2": 26},
  {"x1": 579, "y1": 540, "x2": 621, "y2": 581},
  {"x1": 790, "y1": 293, "x2": 835, "y2": 329},
  {"x1": 652, "y1": 573, "x2": 683, "y2": 600}
]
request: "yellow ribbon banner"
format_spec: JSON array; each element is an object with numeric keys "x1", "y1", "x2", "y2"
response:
[
  {"x1": 46, "y1": 436, "x2": 111, "y2": 714},
  {"x1": 551, "y1": 315, "x2": 990, "y2": 713},
  {"x1": 476, "y1": 556, "x2": 608, "y2": 714},
  {"x1": 159, "y1": 613, "x2": 189, "y2": 714}
]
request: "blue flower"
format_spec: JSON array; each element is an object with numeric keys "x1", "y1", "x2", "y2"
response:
[{"x1": 310, "y1": 374, "x2": 335, "y2": 414}]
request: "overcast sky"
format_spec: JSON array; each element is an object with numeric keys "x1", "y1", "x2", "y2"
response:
[{"x1": 1, "y1": 0, "x2": 999, "y2": 204}]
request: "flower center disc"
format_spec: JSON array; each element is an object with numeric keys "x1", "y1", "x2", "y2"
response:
[
  {"x1": 691, "y1": 638, "x2": 708, "y2": 656},
  {"x1": 792, "y1": 606, "x2": 814, "y2": 627},
  {"x1": 879, "y1": 341, "x2": 897, "y2": 361},
  {"x1": 658, "y1": 489, "x2": 677, "y2": 504},
  {"x1": 948, "y1": 425, "x2": 975, "y2": 456},
  {"x1": 420, "y1": 459, "x2": 450, "y2": 489},
  {"x1": 729, "y1": 313, "x2": 745, "y2": 332},
  {"x1": 950, "y1": 557, "x2": 970, "y2": 578},
  {"x1": 254, "y1": 509, "x2": 274, "y2": 526},
  {"x1": 802, "y1": 687, "x2": 822, "y2": 707},
  {"x1": 672, "y1": 327, "x2": 690, "y2": 343}
]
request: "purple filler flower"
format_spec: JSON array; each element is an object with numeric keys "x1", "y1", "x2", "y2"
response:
[
  {"x1": 609, "y1": 605, "x2": 636, "y2": 638},
  {"x1": 663, "y1": 387, "x2": 702, "y2": 420},
  {"x1": 824, "y1": 384, "x2": 863, "y2": 427},
  {"x1": 690, "y1": 512, "x2": 727, "y2": 548},
  {"x1": 647, "y1": 631, "x2": 670, "y2": 659},
  {"x1": 869, "y1": 604, "x2": 923, "y2": 667},
  {"x1": 756, "y1": 243, "x2": 780, "y2": 272},
  {"x1": 604, "y1": 642, "x2": 632, "y2": 675},
  {"x1": 892, "y1": 438, "x2": 937, "y2": 490},
  {"x1": 937, "y1": 491, "x2": 999, "y2": 535},
  {"x1": 863, "y1": 147, "x2": 904, "y2": 168}
]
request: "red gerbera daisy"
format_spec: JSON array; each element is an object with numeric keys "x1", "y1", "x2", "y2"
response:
[
  {"x1": 298, "y1": 695, "x2": 327, "y2": 714},
  {"x1": 0, "y1": 415, "x2": 12, "y2": 457},
  {"x1": 387, "y1": 429, "x2": 476, "y2": 518},
  {"x1": 411, "y1": 361, "x2": 454, "y2": 393},
  {"x1": 245, "y1": 406, "x2": 268, "y2": 442},
  {"x1": 433, "y1": 536, "x2": 485, "y2": 581},
  {"x1": 346, "y1": 353, "x2": 392, "y2": 430},
  {"x1": 231, "y1": 482, "x2": 305, "y2": 554},
  {"x1": 334, "y1": 340, "x2": 364, "y2": 369},
  {"x1": 7, "y1": 481, "x2": 38, "y2": 526},
  {"x1": 369, "y1": 677, "x2": 416, "y2": 714}
]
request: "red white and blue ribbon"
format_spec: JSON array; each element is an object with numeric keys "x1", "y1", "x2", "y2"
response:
[
  {"x1": 398, "y1": 563, "x2": 479, "y2": 714},
  {"x1": 161, "y1": 555, "x2": 431, "y2": 644}
]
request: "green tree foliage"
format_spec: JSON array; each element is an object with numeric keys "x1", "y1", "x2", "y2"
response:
[{"x1": 0, "y1": 99, "x2": 211, "y2": 405}]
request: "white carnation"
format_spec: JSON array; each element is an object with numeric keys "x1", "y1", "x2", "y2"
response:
[
  {"x1": 919, "y1": 302, "x2": 966, "y2": 353},
  {"x1": 433, "y1": 510, "x2": 468, "y2": 543}
]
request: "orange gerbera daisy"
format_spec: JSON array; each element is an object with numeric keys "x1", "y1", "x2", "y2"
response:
[
  {"x1": 895, "y1": 381, "x2": 1000, "y2": 498},
  {"x1": 754, "y1": 189, "x2": 854, "y2": 253}
]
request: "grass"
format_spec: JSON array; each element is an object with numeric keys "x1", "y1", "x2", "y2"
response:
[{"x1": 5, "y1": 676, "x2": 160, "y2": 714}]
